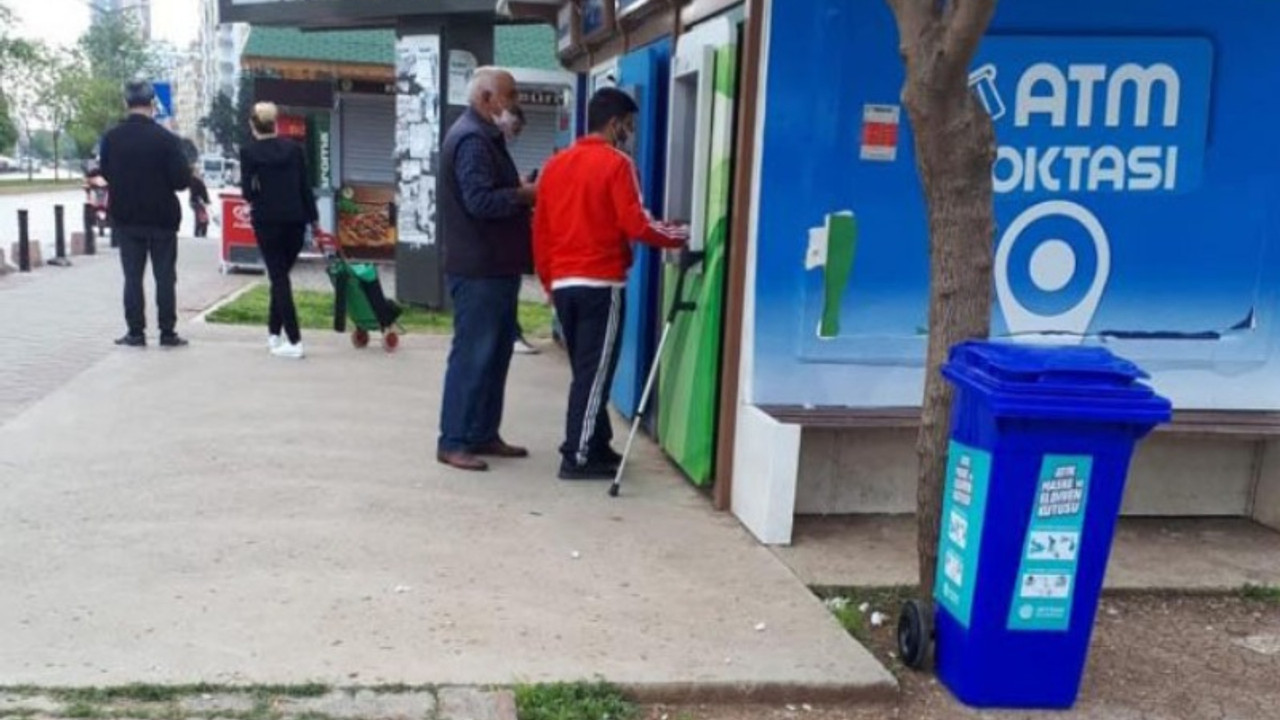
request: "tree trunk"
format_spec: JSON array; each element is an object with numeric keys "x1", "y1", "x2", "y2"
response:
[
  {"x1": 889, "y1": 1, "x2": 998, "y2": 599},
  {"x1": 53, "y1": 134, "x2": 60, "y2": 181},
  {"x1": 911, "y1": 93, "x2": 995, "y2": 597}
]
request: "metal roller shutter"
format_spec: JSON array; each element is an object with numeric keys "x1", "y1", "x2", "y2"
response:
[
  {"x1": 510, "y1": 106, "x2": 560, "y2": 178},
  {"x1": 340, "y1": 95, "x2": 396, "y2": 185}
]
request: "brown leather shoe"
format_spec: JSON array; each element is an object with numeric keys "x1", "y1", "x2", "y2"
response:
[
  {"x1": 437, "y1": 451, "x2": 489, "y2": 471},
  {"x1": 471, "y1": 440, "x2": 530, "y2": 458}
]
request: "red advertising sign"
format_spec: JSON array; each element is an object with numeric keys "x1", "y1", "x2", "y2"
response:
[
  {"x1": 222, "y1": 193, "x2": 255, "y2": 245},
  {"x1": 860, "y1": 104, "x2": 901, "y2": 162},
  {"x1": 278, "y1": 114, "x2": 307, "y2": 141}
]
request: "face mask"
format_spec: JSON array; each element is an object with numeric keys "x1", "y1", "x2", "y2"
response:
[
  {"x1": 614, "y1": 126, "x2": 635, "y2": 155},
  {"x1": 495, "y1": 108, "x2": 519, "y2": 135}
]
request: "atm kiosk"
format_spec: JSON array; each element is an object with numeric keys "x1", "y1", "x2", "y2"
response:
[
  {"x1": 607, "y1": 40, "x2": 674, "y2": 424},
  {"x1": 657, "y1": 17, "x2": 739, "y2": 487}
]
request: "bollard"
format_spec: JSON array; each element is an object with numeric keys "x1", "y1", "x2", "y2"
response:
[
  {"x1": 50, "y1": 205, "x2": 71, "y2": 267},
  {"x1": 17, "y1": 209, "x2": 31, "y2": 272},
  {"x1": 83, "y1": 203, "x2": 97, "y2": 256}
]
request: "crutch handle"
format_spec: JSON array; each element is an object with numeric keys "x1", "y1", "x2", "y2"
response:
[{"x1": 664, "y1": 249, "x2": 705, "y2": 324}]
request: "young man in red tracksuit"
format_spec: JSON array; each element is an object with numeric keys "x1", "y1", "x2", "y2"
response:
[{"x1": 534, "y1": 88, "x2": 688, "y2": 480}]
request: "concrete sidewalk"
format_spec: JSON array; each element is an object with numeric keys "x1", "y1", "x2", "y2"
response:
[
  {"x1": 0, "y1": 255, "x2": 894, "y2": 699},
  {"x1": 0, "y1": 237, "x2": 251, "y2": 423}
]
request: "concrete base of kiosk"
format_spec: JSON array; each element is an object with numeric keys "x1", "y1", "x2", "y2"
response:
[{"x1": 730, "y1": 411, "x2": 1280, "y2": 545}]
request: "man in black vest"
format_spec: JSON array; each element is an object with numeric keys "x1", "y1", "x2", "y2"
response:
[{"x1": 436, "y1": 67, "x2": 536, "y2": 472}]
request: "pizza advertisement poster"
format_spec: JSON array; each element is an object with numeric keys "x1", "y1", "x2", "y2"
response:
[{"x1": 337, "y1": 185, "x2": 398, "y2": 260}]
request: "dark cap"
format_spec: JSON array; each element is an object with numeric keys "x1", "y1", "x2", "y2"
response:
[{"x1": 124, "y1": 79, "x2": 156, "y2": 109}]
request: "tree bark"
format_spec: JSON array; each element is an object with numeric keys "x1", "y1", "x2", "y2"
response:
[{"x1": 887, "y1": 0, "x2": 998, "y2": 598}]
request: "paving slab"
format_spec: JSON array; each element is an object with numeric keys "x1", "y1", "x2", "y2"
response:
[
  {"x1": 0, "y1": 237, "x2": 251, "y2": 424},
  {"x1": 775, "y1": 515, "x2": 1280, "y2": 591},
  {"x1": 0, "y1": 324, "x2": 893, "y2": 700}
]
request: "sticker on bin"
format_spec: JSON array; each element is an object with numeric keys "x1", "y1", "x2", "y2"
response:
[
  {"x1": 1008, "y1": 454, "x2": 1093, "y2": 632},
  {"x1": 934, "y1": 441, "x2": 993, "y2": 628}
]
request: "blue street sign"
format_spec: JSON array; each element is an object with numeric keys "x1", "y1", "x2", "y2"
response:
[{"x1": 153, "y1": 82, "x2": 173, "y2": 123}]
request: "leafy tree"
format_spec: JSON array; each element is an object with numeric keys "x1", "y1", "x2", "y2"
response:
[
  {"x1": 39, "y1": 49, "x2": 90, "y2": 179},
  {"x1": 235, "y1": 74, "x2": 255, "y2": 152},
  {"x1": 885, "y1": 0, "x2": 999, "y2": 597},
  {"x1": 68, "y1": 10, "x2": 157, "y2": 155},
  {"x1": 78, "y1": 10, "x2": 156, "y2": 88},
  {"x1": 8, "y1": 41, "x2": 55, "y2": 179},
  {"x1": 200, "y1": 91, "x2": 239, "y2": 154},
  {"x1": 6, "y1": 42, "x2": 87, "y2": 178},
  {"x1": 0, "y1": 95, "x2": 16, "y2": 155},
  {"x1": 68, "y1": 78, "x2": 125, "y2": 157},
  {"x1": 0, "y1": 1, "x2": 35, "y2": 154}
]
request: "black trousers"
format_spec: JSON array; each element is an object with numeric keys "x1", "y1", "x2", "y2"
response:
[
  {"x1": 118, "y1": 228, "x2": 178, "y2": 337},
  {"x1": 192, "y1": 205, "x2": 209, "y2": 237},
  {"x1": 553, "y1": 285, "x2": 625, "y2": 467},
  {"x1": 255, "y1": 223, "x2": 305, "y2": 344}
]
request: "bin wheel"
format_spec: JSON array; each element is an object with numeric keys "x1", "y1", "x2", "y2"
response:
[
  {"x1": 897, "y1": 599, "x2": 935, "y2": 671},
  {"x1": 352, "y1": 329, "x2": 370, "y2": 349},
  {"x1": 383, "y1": 331, "x2": 399, "y2": 353}
]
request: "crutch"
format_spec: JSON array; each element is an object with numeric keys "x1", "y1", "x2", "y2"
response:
[{"x1": 610, "y1": 249, "x2": 704, "y2": 498}]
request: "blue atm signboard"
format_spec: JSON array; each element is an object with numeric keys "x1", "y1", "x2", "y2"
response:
[
  {"x1": 976, "y1": 37, "x2": 1215, "y2": 342},
  {"x1": 752, "y1": 0, "x2": 1280, "y2": 412}
]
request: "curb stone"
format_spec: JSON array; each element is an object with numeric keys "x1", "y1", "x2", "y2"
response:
[
  {"x1": 178, "y1": 694, "x2": 259, "y2": 715},
  {"x1": 0, "y1": 689, "x2": 518, "y2": 720},
  {"x1": 8, "y1": 241, "x2": 42, "y2": 268},
  {"x1": 0, "y1": 694, "x2": 62, "y2": 714},
  {"x1": 278, "y1": 690, "x2": 436, "y2": 720},
  {"x1": 437, "y1": 688, "x2": 517, "y2": 720}
]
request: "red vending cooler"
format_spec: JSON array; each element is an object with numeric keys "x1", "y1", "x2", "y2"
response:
[{"x1": 219, "y1": 189, "x2": 263, "y2": 273}]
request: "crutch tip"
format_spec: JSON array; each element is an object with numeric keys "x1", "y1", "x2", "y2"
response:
[{"x1": 608, "y1": 484, "x2": 620, "y2": 498}]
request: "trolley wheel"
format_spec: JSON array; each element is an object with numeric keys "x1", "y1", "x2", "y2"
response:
[
  {"x1": 897, "y1": 599, "x2": 935, "y2": 671},
  {"x1": 383, "y1": 331, "x2": 400, "y2": 353},
  {"x1": 352, "y1": 328, "x2": 370, "y2": 349}
]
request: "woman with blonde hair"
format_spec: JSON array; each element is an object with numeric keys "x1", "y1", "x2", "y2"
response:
[{"x1": 240, "y1": 102, "x2": 319, "y2": 358}]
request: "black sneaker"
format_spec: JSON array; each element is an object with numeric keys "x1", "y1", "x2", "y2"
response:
[
  {"x1": 558, "y1": 460, "x2": 618, "y2": 481},
  {"x1": 114, "y1": 333, "x2": 145, "y2": 348},
  {"x1": 591, "y1": 447, "x2": 623, "y2": 467},
  {"x1": 159, "y1": 334, "x2": 190, "y2": 348}
]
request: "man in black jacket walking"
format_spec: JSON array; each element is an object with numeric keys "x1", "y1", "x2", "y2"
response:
[{"x1": 100, "y1": 79, "x2": 192, "y2": 348}]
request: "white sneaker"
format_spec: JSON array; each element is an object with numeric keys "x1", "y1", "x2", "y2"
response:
[
  {"x1": 271, "y1": 341, "x2": 305, "y2": 359},
  {"x1": 513, "y1": 337, "x2": 540, "y2": 355},
  {"x1": 268, "y1": 334, "x2": 282, "y2": 351}
]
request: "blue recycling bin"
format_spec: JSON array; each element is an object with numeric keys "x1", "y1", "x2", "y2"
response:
[{"x1": 932, "y1": 341, "x2": 1171, "y2": 709}]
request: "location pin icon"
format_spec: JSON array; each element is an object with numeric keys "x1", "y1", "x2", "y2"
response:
[{"x1": 994, "y1": 200, "x2": 1111, "y2": 345}]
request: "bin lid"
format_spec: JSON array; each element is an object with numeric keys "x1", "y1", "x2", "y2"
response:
[{"x1": 942, "y1": 341, "x2": 1172, "y2": 425}]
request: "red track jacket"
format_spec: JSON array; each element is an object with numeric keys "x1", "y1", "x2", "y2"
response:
[{"x1": 533, "y1": 136, "x2": 686, "y2": 292}]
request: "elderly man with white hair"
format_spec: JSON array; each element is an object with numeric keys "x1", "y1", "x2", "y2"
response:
[{"x1": 436, "y1": 66, "x2": 537, "y2": 472}]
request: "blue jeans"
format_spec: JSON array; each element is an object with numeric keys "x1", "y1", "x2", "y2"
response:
[{"x1": 438, "y1": 275, "x2": 521, "y2": 454}]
